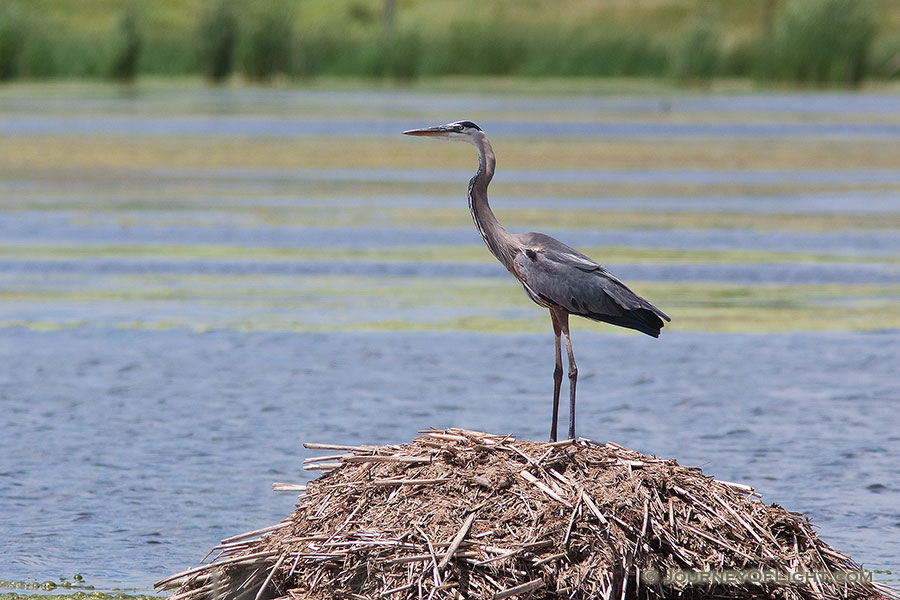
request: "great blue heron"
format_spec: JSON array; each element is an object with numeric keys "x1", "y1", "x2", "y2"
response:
[{"x1": 403, "y1": 121, "x2": 670, "y2": 442}]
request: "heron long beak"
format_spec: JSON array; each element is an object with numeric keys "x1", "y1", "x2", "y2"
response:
[{"x1": 402, "y1": 125, "x2": 453, "y2": 137}]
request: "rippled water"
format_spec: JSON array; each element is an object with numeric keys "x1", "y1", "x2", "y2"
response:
[
  {"x1": 2, "y1": 211, "x2": 900, "y2": 256},
  {"x1": 3, "y1": 88, "x2": 900, "y2": 116},
  {"x1": 1, "y1": 329, "x2": 898, "y2": 590},
  {"x1": 0, "y1": 86, "x2": 898, "y2": 593},
  {"x1": 7, "y1": 115, "x2": 900, "y2": 138}
]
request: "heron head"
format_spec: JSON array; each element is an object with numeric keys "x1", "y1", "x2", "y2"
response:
[{"x1": 402, "y1": 120, "x2": 483, "y2": 142}]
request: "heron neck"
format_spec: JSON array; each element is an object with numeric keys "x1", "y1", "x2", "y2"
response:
[{"x1": 469, "y1": 135, "x2": 517, "y2": 273}]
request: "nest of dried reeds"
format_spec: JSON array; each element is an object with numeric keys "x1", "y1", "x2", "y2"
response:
[{"x1": 156, "y1": 428, "x2": 898, "y2": 600}]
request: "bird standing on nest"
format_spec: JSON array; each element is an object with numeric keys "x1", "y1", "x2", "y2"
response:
[{"x1": 404, "y1": 121, "x2": 670, "y2": 442}]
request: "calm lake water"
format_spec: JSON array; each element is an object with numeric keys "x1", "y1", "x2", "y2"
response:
[
  {"x1": 2, "y1": 329, "x2": 899, "y2": 591},
  {"x1": 0, "y1": 85, "x2": 898, "y2": 593}
]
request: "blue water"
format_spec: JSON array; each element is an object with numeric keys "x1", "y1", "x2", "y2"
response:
[
  {"x1": 1, "y1": 329, "x2": 898, "y2": 591},
  {"x1": 3, "y1": 87, "x2": 900, "y2": 138},
  {"x1": 6, "y1": 115, "x2": 900, "y2": 138},
  {"x1": 1, "y1": 258, "x2": 898, "y2": 286},
  {"x1": 1, "y1": 86, "x2": 899, "y2": 594},
  {"x1": 3, "y1": 88, "x2": 900, "y2": 116}
]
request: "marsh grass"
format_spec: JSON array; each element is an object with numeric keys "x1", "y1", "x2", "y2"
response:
[
  {"x1": 107, "y1": 3, "x2": 142, "y2": 82},
  {"x1": 0, "y1": 0, "x2": 894, "y2": 83},
  {"x1": 195, "y1": 0, "x2": 237, "y2": 82},
  {"x1": 673, "y1": 19, "x2": 721, "y2": 82},
  {"x1": 0, "y1": 3, "x2": 27, "y2": 79},
  {"x1": 237, "y1": 0, "x2": 293, "y2": 81},
  {"x1": 765, "y1": 0, "x2": 876, "y2": 85}
]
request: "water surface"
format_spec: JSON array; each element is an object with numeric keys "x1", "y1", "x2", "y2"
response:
[
  {"x1": 1, "y1": 329, "x2": 898, "y2": 590},
  {"x1": 0, "y1": 85, "x2": 898, "y2": 593}
]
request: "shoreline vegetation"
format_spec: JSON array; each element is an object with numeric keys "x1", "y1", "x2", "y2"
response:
[
  {"x1": 0, "y1": 577, "x2": 162, "y2": 600},
  {"x1": 0, "y1": 0, "x2": 898, "y2": 86}
]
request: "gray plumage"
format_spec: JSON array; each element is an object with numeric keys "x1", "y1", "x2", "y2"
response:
[
  {"x1": 513, "y1": 232, "x2": 668, "y2": 338},
  {"x1": 403, "y1": 120, "x2": 670, "y2": 441}
]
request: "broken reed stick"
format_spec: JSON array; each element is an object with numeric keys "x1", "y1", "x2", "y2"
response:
[
  {"x1": 547, "y1": 438, "x2": 577, "y2": 447},
  {"x1": 416, "y1": 525, "x2": 442, "y2": 588},
  {"x1": 303, "y1": 453, "x2": 352, "y2": 464},
  {"x1": 155, "y1": 550, "x2": 278, "y2": 588},
  {"x1": 546, "y1": 467, "x2": 573, "y2": 487},
  {"x1": 604, "y1": 440, "x2": 635, "y2": 452},
  {"x1": 580, "y1": 490, "x2": 609, "y2": 525},
  {"x1": 254, "y1": 553, "x2": 286, "y2": 600},
  {"x1": 474, "y1": 548, "x2": 526, "y2": 566},
  {"x1": 519, "y1": 470, "x2": 573, "y2": 508},
  {"x1": 439, "y1": 512, "x2": 477, "y2": 570},
  {"x1": 532, "y1": 552, "x2": 566, "y2": 567},
  {"x1": 378, "y1": 582, "x2": 416, "y2": 597},
  {"x1": 446, "y1": 427, "x2": 510, "y2": 438},
  {"x1": 714, "y1": 478, "x2": 761, "y2": 496},
  {"x1": 418, "y1": 428, "x2": 514, "y2": 445},
  {"x1": 492, "y1": 578, "x2": 545, "y2": 600},
  {"x1": 220, "y1": 522, "x2": 290, "y2": 545},
  {"x1": 681, "y1": 523, "x2": 757, "y2": 561},
  {"x1": 563, "y1": 489, "x2": 583, "y2": 547},
  {"x1": 272, "y1": 483, "x2": 307, "y2": 492},
  {"x1": 421, "y1": 432, "x2": 468, "y2": 443},
  {"x1": 303, "y1": 442, "x2": 368, "y2": 451},
  {"x1": 303, "y1": 462, "x2": 343, "y2": 471},
  {"x1": 342, "y1": 455, "x2": 433, "y2": 464}
]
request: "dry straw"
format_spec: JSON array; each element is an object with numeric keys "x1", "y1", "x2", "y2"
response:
[{"x1": 157, "y1": 428, "x2": 899, "y2": 600}]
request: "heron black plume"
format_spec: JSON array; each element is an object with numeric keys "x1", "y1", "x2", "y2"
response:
[{"x1": 457, "y1": 121, "x2": 482, "y2": 131}]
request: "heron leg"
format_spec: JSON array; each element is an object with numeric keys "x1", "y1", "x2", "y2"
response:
[
  {"x1": 549, "y1": 310, "x2": 564, "y2": 442},
  {"x1": 560, "y1": 314, "x2": 578, "y2": 440}
]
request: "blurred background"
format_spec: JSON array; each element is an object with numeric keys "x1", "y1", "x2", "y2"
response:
[
  {"x1": 0, "y1": 0, "x2": 899, "y2": 83},
  {"x1": 0, "y1": 0, "x2": 899, "y2": 596}
]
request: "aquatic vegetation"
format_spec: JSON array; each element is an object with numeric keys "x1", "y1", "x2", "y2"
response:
[
  {"x1": 2, "y1": 269, "x2": 898, "y2": 334},
  {"x1": 5, "y1": 133, "x2": 900, "y2": 172},
  {"x1": 0, "y1": 576, "x2": 159, "y2": 600},
  {"x1": 0, "y1": 86, "x2": 897, "y2": 337},
  {"x1": 0, "y1": 242, "x2": 894, "y2": 265},
  {"x1": 0, "y1": 579, "x2": 89, "y2": 591}
]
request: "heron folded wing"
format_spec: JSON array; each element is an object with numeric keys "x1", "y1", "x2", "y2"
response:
[{"x1": 514, "y1": 244, "x2": 669, "y2": 336}]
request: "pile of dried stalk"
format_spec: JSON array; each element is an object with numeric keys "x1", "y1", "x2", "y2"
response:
[{"x1": 156, "y1": 428, "x2": 898, "y2": 600}]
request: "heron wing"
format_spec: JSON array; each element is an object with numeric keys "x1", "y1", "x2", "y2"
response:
[{"x1": 513, "y1": 233, "x2": 670, "y2": 337}]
